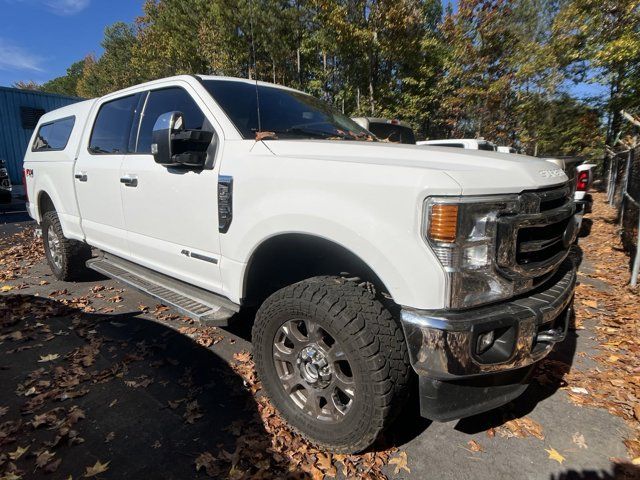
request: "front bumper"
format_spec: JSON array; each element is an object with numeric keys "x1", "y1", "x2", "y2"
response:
[{"x1": 400, "y1": 257, "x2": 576, "y2": 420}]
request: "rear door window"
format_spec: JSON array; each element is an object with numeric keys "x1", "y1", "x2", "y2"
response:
[
  {"x1": 32, "y1": 116, "x2": 75, "y2": 151},
  {"x1": 89, "y1": 95, "x2": 139, "y2": 154},
  {"x1": 135, "y1": 87, "x2": 206, "y2": 153}
]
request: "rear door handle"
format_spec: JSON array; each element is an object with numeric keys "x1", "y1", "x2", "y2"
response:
[
  {"x1": 74, "y1": 172, "x2": 87, "y2": 182},
  {"x1": 120, "y1": 175, "x2": 138, "y2": 187}
]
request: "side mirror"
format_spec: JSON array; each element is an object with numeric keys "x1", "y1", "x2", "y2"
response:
[{"x1": 151, "y1": 111, "x2": 213, "y2": 168}]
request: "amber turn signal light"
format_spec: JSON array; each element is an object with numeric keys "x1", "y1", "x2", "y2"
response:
[{"x1": 428, "y1": 204, "x2": 458, "y2": 243}]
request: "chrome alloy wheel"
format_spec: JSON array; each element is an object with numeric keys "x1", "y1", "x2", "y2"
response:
[
  {"x1": 273, "y1": 319, "x2": 355, "y2": 422},
  {"x1": 46, "y1": 225, "x2": 63, "y2": 269}
]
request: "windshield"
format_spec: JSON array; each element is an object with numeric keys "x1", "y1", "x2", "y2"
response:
[{"x1": 202, "y1": 79, "x2": 373, "y2": 141}]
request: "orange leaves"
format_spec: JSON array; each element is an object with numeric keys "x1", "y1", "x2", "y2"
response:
[
  {"x1": 494, "y1": 417, "x2": 545, "y2": 440},
  {"x1": 562, "y1": 193, "x2": 640, "y2": 460},
  {"x1": 389, "y1": 451, "x2": 411, "y2": 474}
]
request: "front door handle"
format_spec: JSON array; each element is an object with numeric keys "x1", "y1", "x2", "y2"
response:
[
  {"x1": 74, "y1": 172, "x2": 87, "y2": 182},
  {"x1": 120, "y1": 175, "x2": 138, "y2": 187}
]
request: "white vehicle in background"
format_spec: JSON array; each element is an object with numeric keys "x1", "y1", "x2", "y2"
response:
[
  {"x1": 351, "y1": 117, "x2": 416, "y2": 144},
  {"x1": 23, "y1": 75, "x2": 579, "y2": 453},
  {"x1": 497, "y1": 146, "x2": 518, "y2": 154},
  {"x1": 417, "y1": 138, "x2": 497, "y2": 151},
  {"x1": 575, "y1": 163, "x2": 594, "y2": 215}
]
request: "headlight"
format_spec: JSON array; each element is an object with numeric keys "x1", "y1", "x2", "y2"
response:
[{"x1": 424, "y1": 196, "x2": 519, "y2": 309}]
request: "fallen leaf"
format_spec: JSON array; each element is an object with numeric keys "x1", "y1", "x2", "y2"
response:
[
  {"x1": 545, "y1": 447, "x2": 565, "y2": 464},
  {"x1": 316, "y1": 452, "x2": 336, "y2": 477},
  {"x1": 0, "y1": 405, "x2": 8, "y2": 417},
  {"x1": 467, "y1": 440, "x2": 483, "y2": 452},
  {"x1": 195, "y1": 452, "x2": 218, "y2": 476},
  {"x1": 84, "y1": 460, "x2": 110, "y2": 477},
  {"x1": 1, "y1": 285, "x2": 15, "y2": 292},
  {"x1": 632, "y1": 457, "x2": 640, "y2": 465},
  {"x1": 572, "y1": 432, "x2": 587, "y2": 449},
  {"x1": 36, "y1": 450, "x2": 56, "y2": 469},
  {"x1": 582, "y1": 300, "x2": 598, "y2": 308},
  {"x1": 497, "y1": 417, "x2": 545, "y2": 440},
  {"x1": 38, "y1": 354, "x2": 59, "y2": 363},
  {"x1": 184, "y1": 400, "x2": 203, "y2": 424},
  {"x1": 389, "y1": 451, "x2": 410, "y2": 474},
  {"x1": 8, "y1": 446, "x2": 29, "y2": 460},
  {"x1": 105, "y1": 432, "x2": 115, "y2": 443}
]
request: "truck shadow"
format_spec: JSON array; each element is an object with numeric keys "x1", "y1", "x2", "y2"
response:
[
  {"x1": 0, "y1": 294, "x2": 304, "y2": 479},
  {"x1": 550, "y1": 463, "x2": 640, "y2": 480}
]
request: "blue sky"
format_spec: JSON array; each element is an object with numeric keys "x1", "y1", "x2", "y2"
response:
[
  {"x1": 0, "y1": 0, "x2": 607, "y2": 102},
  {"x1": 0, "y1": 0, "x2": 144, "y2": 87}
]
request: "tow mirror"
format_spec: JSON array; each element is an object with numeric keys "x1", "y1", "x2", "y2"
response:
[{"x1": 151, "y1": 111, "x2": 213, "y2": 168}]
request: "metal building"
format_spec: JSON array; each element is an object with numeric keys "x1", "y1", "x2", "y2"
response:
[{"x1": 0, "y1": 87, "x2": 81, "y2": 184}]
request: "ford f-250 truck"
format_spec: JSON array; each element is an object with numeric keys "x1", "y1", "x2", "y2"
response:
[{"x1": 23, "y1": 75, "x2": 578, "y2": 453}]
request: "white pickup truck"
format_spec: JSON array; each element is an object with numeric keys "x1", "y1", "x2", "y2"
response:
[{"x1": 23, "y1": 75, "x2": 578, "y2": 453}]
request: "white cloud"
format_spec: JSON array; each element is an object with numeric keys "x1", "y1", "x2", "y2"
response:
[
  {"x1": 0, "y1": 38, "x2": 44, "y2": 72},
  {"x1": 43, "y1": 0, "x2": 90, "y2": 15}
]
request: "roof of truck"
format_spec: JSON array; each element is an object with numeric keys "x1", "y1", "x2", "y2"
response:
[{"x1": 37, "y1": 98, "x2": 97, "y2": 123}]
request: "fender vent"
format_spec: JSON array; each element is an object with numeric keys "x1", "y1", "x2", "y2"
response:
[{"x1": 218, "y1": 175, "x2": 233, "y2": 233}]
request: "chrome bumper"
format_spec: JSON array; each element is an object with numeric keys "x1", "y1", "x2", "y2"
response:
[{"x1": 400, "y1": 258, "x2": 576, "y2": 380}]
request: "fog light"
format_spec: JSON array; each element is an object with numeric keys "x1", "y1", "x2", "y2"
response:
[
  {"x1": 476, "y1": 330, "x2": 495, "y2": 354},
  {"x1": 463, "y1": 244, "x2": 489, "y2": 268}
]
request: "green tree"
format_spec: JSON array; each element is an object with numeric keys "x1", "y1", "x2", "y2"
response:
[
  {"x1": 77, "y1": 22, "x2": 139, "y2": 97},
  {"x1": 40, "y1": 60, "x2": 85, "y2": 97},
  {"x1": 552, "y1": 0, "x2": 640, "y2": 145}
]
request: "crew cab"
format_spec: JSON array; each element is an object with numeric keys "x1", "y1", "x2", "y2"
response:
[{"x1": 23, "y1": 75, "x2": 579, "y2": 453}]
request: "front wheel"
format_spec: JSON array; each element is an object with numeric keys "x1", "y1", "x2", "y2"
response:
[{"x1": 252, "y1": 276, "x2": 411, "y2": 453}]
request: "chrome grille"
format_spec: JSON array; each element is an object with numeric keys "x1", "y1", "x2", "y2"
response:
[{"x1": 496, "y1": 184, "x2": 576, "y2": 285}]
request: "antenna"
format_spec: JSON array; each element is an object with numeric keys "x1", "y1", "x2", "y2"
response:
[{"x1": 248, "y1": 0, "x2": 262, "y2": 134}]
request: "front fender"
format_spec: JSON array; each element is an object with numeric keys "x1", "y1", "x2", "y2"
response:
[{"x1": 220, "y1": 181, "x2": 452, "y2": 310}]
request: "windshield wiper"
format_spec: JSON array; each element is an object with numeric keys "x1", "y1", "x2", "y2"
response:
[{"x1": 257, "y1": 127, "x2": 356, "y2": 140}]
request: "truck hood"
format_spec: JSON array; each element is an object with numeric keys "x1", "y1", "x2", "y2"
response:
[{"x1": 263, "y1": 140, "x2": 568, "y2": 194}]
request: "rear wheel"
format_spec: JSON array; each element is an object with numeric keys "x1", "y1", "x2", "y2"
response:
[
  {"x1": 252, "y1": 276, "x2": 411, "y2": 453},
  {"x1": 41, "y1": 211, "x2": 92, "y2": 281}
]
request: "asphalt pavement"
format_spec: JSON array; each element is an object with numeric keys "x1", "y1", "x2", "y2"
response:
[{"x1": 0, "y1": 202, "x2": 637, "y2": 480}]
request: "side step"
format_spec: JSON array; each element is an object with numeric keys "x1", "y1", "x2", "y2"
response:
[{"x1": 87, "y1": 253, "x2": 239, "y2": 326}]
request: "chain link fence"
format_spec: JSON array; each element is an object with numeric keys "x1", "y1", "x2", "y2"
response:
[{"x1": 607, "y1": 145, "x2": 640, "y2": 286}]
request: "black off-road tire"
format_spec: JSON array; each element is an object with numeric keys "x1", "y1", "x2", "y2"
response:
[
  {"x1": 252, "y1": 276, "x2": 411, "y2": 453},
  {"x1": 41, "y1": 211, "x2": 92, "y2": 281}
]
